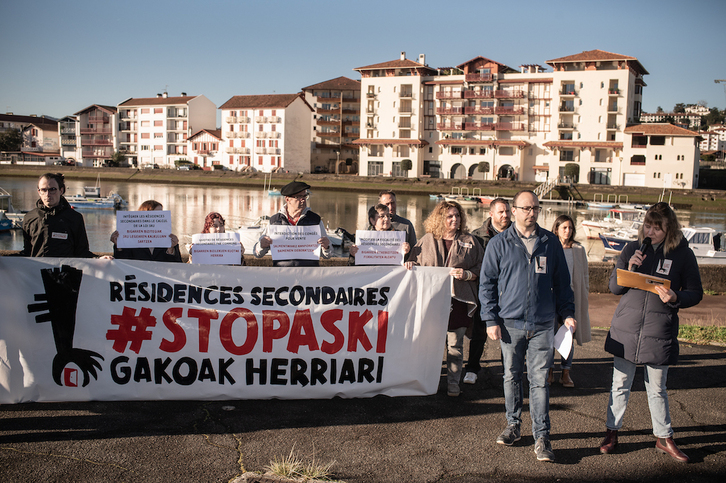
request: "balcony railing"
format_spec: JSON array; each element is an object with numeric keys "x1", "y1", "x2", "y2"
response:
[
  {"x1": 559, "y1": 106, "x2": 575, "y2": 112},
  {"x1": 630, "y1": 160, "x2": 645, "y2": 165},
  {"x1": 342, "y1": 96, "x2": 359, "y2": 103},
  {"x1": 607, "y1": 106, "x2": 620, "y2": 113},
  {"x1": 631, "y1": 143, "x2": 646, "y2": 149},
  {"x1": 342, "y1": 108, "x2": 360, "y2": 114},
  {"x1": 119, "y1": 113, "x2": 137, "y2": 120},
  {"x1": 464, "y1": 106, "x2": 493, "y2": 115},
  {"x1": 61, "y1": 128, "x2": 75, "y2": 134},
  {"x1": 238, "y1": 116, "x2": 251, "y2": 123},
  {"x1": 267, "y1": 116, "x2": 280, "y2": 123},
  {"x1": 606, "y1": 124, "x2": 620, "y2": 130},
  {"x1": 398, "y1": 107, "x2": 414, "y2": 115},
  {"x1": 494, "y1": 90, "x2": 525, "y2": 98},
  {"x1": 495, "y1": 122, "x2": 525, "y2": 131},
  {"x1": 317, "y1": 119, "x2": 339, "y2": 126},
  {"x1": 366, "y1": 92, "x2": 376, "y2": 98},
  {"x1": 463, "y1": 90, "x2": 493, "y2": 99},
  {"x1": 61, "y1": 139, "x2": 76, "y2": 145},
  {"x1": 608, "y1": 89, "x2": 620, "y2": 95},
  {"x1": 318, "y1": 131, "x2": 341, "y2": 137},
  {"x1": 436, "y1": 91, "x2": 463, "y2": 99},
  {"x1": 366, "y1": 107, "x2": 376, "y2": 114},
  {"x1": 80, "y1": 127, "x2": 112, "y2": 134},
  {"x1": 316, "y1": 108, "x2": 339, "y2": 115},
  {"x1": 437, "y1": 123, "x2": 464, "y2": 131},
  {"x1": 437, "y1": 107, "x2": 463, "y2": 115},
  {"x1": 558, "y1": 122, "x2": 576, "y2": 129},
  {"x1": 82, "y1": 139, "x2": 112, "y2": 146},
  {"x1": 494, "y1": 107, "x2": 525, "y2": 115},
  {"x1": 399, "y1": 92, "x2": 414, "y2": 98},
  {"x1": 87, "y1": 116, "x2": 110, "y2": 123},
  {"x1": 269, "y1": 132, "x2": 281, "y2": 138},
  {"x1": 560, "y1": 90, "x2": 577, "y2": 96},
  {"x1": 464, "y1": 122, "x2": 495, "y2": 131},
  {"x1": 465, "y1": 73, "x2": 493, "y2": 82},
  {"x1": 226, "y1": 116, "x2": 238, "y2": 123}
]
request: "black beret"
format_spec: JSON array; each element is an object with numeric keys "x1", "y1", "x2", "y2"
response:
[{"x1": 280, "y1": 181, "x2": 311, "y2": 197}]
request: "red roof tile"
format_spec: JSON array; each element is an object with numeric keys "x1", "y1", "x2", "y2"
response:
[
  {"x1": 354, "y1": 58, "x2": 435, "y2": 73},
  {"x1": 302, "y1": 76, "x2": 361, "y2": 91},
  {"x1": 118, "y1": 96, "x2": 197, "y2": 106},
  {"x1": 74, "y1": 104, "x2": 117, "y2": 115},
  {"x1": 352, "y1": 139, "x2": 429, "y2": 146},
  {"x1": 624, "y1": 123, "x2": 699, "y2": 137},
  {"x1": 188, "y1": 129, "x2": 222, "y2": 141},
  {"x1": 543, "y1": 141, "x2": 624, "y2": 149},
  {"x1": 436, "y1": 140, "x2": 529, "y2": 147},
  {"x1": 218, "y1": 94, "x2": 304, "y2": 110},
  {"x1": 546, "y1": 49, "x2": 648, "y2": 75}
]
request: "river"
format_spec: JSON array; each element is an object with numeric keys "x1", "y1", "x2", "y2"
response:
[{"x1": 2, "y1": 176, "x2": 724, "y2": 260}]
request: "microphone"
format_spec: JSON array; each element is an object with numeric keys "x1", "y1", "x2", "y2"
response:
[{"x1": 631, "y1": 237, "x2": 652, "y2": 272}]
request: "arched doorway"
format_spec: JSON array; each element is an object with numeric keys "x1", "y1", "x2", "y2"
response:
[
  {"x1": 450, "y1": 163, "x2": 466, "y2": 179},
  {"x1": 497, "y1": 164, "x2": 514, "y2": 180}
]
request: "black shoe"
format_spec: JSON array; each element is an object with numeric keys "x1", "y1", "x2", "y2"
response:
[
  {"x1": 496, "y1": 424, "x2": 521, "y2": 446},
  {"x1": 534, "y1": 436, "x2": 555, "y2": 462}
]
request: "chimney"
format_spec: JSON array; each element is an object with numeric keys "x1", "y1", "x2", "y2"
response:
[
  {"x1": 400, "y1": 51, "x2": 406, "y2": 61},
  {"x1": 181, "y1": 92, "x2": 187, "y2": 96},
  {"x1": 157, "y1": 93, "x2": 162, "y2": 98},
  {"x1": 418, "y1": 54, "x2": 426, "y2": 66},
  {"x1": 162, "y1": 92, "x2": 168, "y2": 98}
]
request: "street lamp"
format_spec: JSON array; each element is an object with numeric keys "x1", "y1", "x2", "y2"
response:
[{"x1": 334, "y1": 149, "x2": 340, "y2": 175}]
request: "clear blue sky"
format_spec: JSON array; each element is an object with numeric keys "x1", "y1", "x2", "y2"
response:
[{"x1": 1, "y1": 0, "x2": 724, "y2": 120}]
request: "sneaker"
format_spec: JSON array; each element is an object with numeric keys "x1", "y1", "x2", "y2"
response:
[
  {"x1": 496, "y1": 424, "x2": 521, "y2": 445},
  {"x1": 447, "y1": 383, "x2": 460, "y2": 397},
  {"x1": 463, "y1": 372, "x2": 478, "y2": 385},
  {"x1": 534, "y1": 436, "x2": 555, "y2": 462}
]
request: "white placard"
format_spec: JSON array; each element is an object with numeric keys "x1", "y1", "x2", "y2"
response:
[
  {"x1": 0, "y1": 258, "x2": 452, "y2": 402},
  {"x1": 116, "y1": 211, "x2": 172, "y2": 248},
  {"x1": 268, "y1": 224, "x2": 321, "y2": 261},
  {"x1": 554, "y1": 324, "x2": 573, "y2": 360},
  {"x1": 191, "y1": 233, "x2": 242, "y2": 265},
  {"x1": 355, "y1": 230, "x2": 406, "y2": 266}
]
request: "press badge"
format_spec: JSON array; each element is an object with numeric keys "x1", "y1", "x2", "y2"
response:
[
  {"x1": 51, "y1": 232, "x2": 68, "y2": 240},
  {"x1": 459, "y1": 240, "x2": 473, "y2": 249},
  {"x1": 535, "y1": 256, "x2": 547, "y2": 273},
  {"x1": 656, "y1": 259, "x2": 672, "y2": 276}
]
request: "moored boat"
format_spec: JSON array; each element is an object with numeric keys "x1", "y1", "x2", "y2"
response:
[
  {"x1": 683, "y1": 226, "x2": 726, "y2": 265},
  {"x1": 581, "y1": 208, "x2": 645, "y2": 239}
]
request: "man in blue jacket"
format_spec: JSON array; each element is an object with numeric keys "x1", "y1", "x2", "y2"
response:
[{"x1": 479, "y1": 190, "x2": 576, "y2": 463}]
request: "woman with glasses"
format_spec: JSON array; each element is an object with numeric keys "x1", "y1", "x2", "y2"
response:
[
  {"x1": 405, "y1": 200, "x2": 484, "y2": 397},
  {"x1": 347, "y1": 204, "x2": 410, "y2": 265},
  {"x1": 548, "y1": 214, "x2": 591, "y2": 387},
  {"x1": 110, "y1": 200, "x2": 182, "y2": 262},
  {"x1": 253, "y1": 181, "x2": 331, "y2": 267},
  {"x1": 19, "y1": 172, "x2": 96, "y2": 258},
  {"x1": 187, "y1": 212, "x2": 245, "y2": 265},
  {"x1": 599, "y1": 202, "x2": 702, "y2": 462}
]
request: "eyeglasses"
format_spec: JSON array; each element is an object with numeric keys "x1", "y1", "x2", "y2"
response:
[
  {"x1": 38, "y1": 187, "x2": 58, "y2": 193},
  {"x1": 513, "y1": 205, "x2": 541, "y2": 213},
  {"x1": 289, "y1": 192, "x2": 310, "y2": 201}
]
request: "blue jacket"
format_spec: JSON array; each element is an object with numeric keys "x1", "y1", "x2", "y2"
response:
[{"x1": 479, "y1": 223, "x2": 575, "y2": 329}]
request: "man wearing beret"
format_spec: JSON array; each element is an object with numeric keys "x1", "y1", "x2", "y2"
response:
[{"x1": 253, "y1": 180, "x2": 331, "y2": 267}]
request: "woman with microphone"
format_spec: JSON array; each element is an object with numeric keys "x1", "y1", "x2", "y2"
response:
[{"x1": 598, "y1": 202, "x2": 702, "y2": 462}]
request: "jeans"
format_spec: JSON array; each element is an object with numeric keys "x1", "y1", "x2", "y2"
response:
[
  {"x1": 557, "y1": 344, "x2": 574, "y2": 370},
  {"x1": 499, "y1": 324, "x2": 554, "y2": 439},
  {"x1": 606, "y1": 356, "x2": 673, "y2": 438},
  {"x1": 447, "y1": 327, "x2": 467, "y2": 386}
]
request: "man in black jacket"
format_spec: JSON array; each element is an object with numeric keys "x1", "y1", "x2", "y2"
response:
[
  {"x1": 463, "y1": 198, "x2": 510, "y2": 385},
  {"x1": 20, "y1": 173, "x2": 96, "y2": 258},
  {"x1": 253, "y1": 181, "x2": 331, "y2": 267}
]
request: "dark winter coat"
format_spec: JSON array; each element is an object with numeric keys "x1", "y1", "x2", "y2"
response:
[
  {"x1": 20, "y1": 197, "x2": 95, "y2": 258},
  {"x1": 605, "y1": 237, "x2": 702, "y2": 366}
]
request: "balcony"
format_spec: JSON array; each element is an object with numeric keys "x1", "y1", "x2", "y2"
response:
[
  {"x1": 318, "y1": 131, "x2": 341, "y2": 137},
  {"x1": 494, "y1": 90, "x2": 525, "y2": 99},
  {"x1": 606, "y1": 124, "x2": 620, "y2": 130},
  {"x1": 557, "y1": 122, "x2": 576, "y2": 129},
  {"x1": 465, "y1": 73, "x2": 493, "y2": 82},
  {"x1": 238, "y1": 116, "x2": 251, "y2": 123},
  {"x1": 559, "y1": 106, "x2": 575, "y2": 113},
  {"x1": 464, "y1": 90, "x2": 493, "y2": 99},
  {"x1": 437, "y1": 107, "x2": 463, "y2": 115},
  {"x1": 398, "y1": 107, "x2": 414, "y2": 115},
  {"x1": 366, "y1": 92, "x2": 376, "y2": 98},
  {"x1": 342, "y1": 108, "x2": 360, "y2": 114},
  {"x1": 256, "y1": 132, "x2": 268, "y2": 138},
  {"x1": 316, "y1": 107, "x2": 339, "y2": 115},
  {"x1": 87, "y1": 116, "x2": 110, "y2": 123},
  {"x1": 167, "y1": 111, "x2": 186, "y2": 118},
  {"x1": 61, "y1": 127, "x2": 75, "y2": 134},
  {"x1": 226, "y1": 116, "x2": 238, "y2": 123},
  {"x1": 80, "y1": 127, "x2": 112, "y2": 134},
  {"x1": 81, "y1": 149, "x2": 112, "y2": 157},
  {"x1": 119, "y1": 112, "x2": 136, "y2": 120},
  {"x1": 255, "y1": 116, "x2": 266, "y2": 123},
  {"x1": 494, "y1": 107, "x2": 525, "y2": 115},
  {"x1": 436, "y1": 91, "x2": 463, "y2": 99},
  {"x1": 341, "y1": 96, "x2": 359, "y2": 103},
  {"x1": 82, "y1": 139, "x2": 112, "y2": 146},
  {"x1": 437, "y1": 123, "x2": 464, "y2": 131},
  {"x1": 317, "y1": 119, "x2": 339, "y2": 126},
  {"x1": 398, "y1": 121, "x2": 412, "y2": 128},
  {"x1": 607, "y1": 105, "x2": 620, "y2": 113},
  {"x1": 61, "y1": 138, "x2": 76, "y2": 145},
  {"x1": 464, "y1": 122, "x2": 495, "y2": 131},
  {"x1": 269, "y1": 132, "x2": 281, "y2": 138},
  {"x1": 495, "y1": 122, "x2": 525, "y2": 131},
  {"x1": 366, "y1": 107, "x2": 376, "y2": 114},
  {"x1": 268, "y1": 116, "x2": 280, "y2": 123},
  {"x1": 317, "y1": 93, "x2": 341, "y2": 100},
  {"x1": 560, "y1": 90, "x2": 577, "y2": 96},
  {"x1": 225, "y1": 147, "x2": 235, "y2": 154},
  {"x1": 399, "y1": 91, "x2": 414, "y2": 98},
  {"x1": 608, "y1": 88, "x2": 620, "y2": 95},
  {"x1": 631, "y1": 143, "x2": 647, "y2": 149},
  {"x1": 464, "y1": 106, "x2": 493, "y2": 115}
]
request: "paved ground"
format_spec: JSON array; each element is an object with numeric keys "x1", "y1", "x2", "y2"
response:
[{"x1": 1, "y1": 296, "x2": 725, "y2": 482}]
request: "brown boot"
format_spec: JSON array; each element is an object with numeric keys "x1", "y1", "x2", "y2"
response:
[
  {"x1": 656, "y1": 437, "x2": 689, "y2": 463},
  {"x1": 599, "y1": 429, "x2": 618, "y2": 454},
  {"x1": 547, "y1": 368, "x2": 554, "y2": 384},
  {"x1": 560, "y1": 369, "x2": 574, "y2": 388}
]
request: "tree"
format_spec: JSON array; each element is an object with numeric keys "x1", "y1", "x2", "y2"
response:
[
  {"x1": 477, "y1": 161, "x2": 490, "y2": 173},
  {"x1": 661, "y1": 115, "x2": 675, "y2": 124},
  {"x1": 673, "y1": 103, "x2": 686, "y2": 113},
  {"x1": 108, "y1": 150, "x2": 126, "y2": 167},
  {"x1": 563, "y1": 163, "x2": 580, "y2": 182},
  {"x1": 0, "y1": 128, "x2": 23, "y2": 151},
  {"x1": 400, "y1": 159, "x2": 412, "y2": 175},
  {"x1": 656, "y1": 106, "x2": 664, "y2": 113}
]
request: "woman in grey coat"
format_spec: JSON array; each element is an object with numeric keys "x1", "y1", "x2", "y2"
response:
[{"x1": 599, "y1": 203, "x2": 702, "y2": 463}]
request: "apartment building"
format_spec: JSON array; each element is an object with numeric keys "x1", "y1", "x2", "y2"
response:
[
  {"x1": 58, "y1": 115, "x2": 78, "y2": 163},
  {"x1": 640, "y1": 111, "x2": 702, "y2": 129},
  {"x1": 21, "y1": 118, "x2": 59, "y2": 153},
  {"x1": 301, "y1": 76, "x2": 361, "y2": 174},
  {"x1": 698, "y1": 124, "x2": 726, "y2": 153},
  {"x1": 71, "y1": 105, "x2": 117, "y2": 167},
  {"x1": 117, "y1": 93, "x2": 216, "y2": 168},
  {"x1": 188, "y1": 129, "x2": 223, "y2": 168},
  {"x1": 353, "y1": 50, "x2": 700, "y2": 188},
  {"x1": 218, "y1": 94, "x2": 313, "y2": 173}
]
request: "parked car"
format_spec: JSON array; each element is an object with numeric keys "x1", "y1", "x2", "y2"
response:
[{"x1": 143, "y1": 164, "x2": 160, "y2": 170}]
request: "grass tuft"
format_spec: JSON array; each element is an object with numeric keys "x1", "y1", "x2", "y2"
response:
[{"x1": 265, "y1": 446, "x2": 338, "y2": 482}]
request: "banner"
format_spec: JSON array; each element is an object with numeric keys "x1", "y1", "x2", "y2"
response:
[{"x1": 0, "y1": 258, "x2": 452, "y2": 403}]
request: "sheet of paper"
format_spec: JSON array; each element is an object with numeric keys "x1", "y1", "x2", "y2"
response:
[
  {"x1": 115, "y1": 210, "x2": 172, "y2": 248},
  {"x1": 191, "y1": 233, "x2": 241, "y2": 265},
  {"x1": 354, "y1": 230, "x2": 406, "y2": 265},
  {"x1": 268, "y1": 224, "x2": 321, "y2": 261},
  {"x1": 554, "y1": 324, "x2": 573, "y2": 360}
]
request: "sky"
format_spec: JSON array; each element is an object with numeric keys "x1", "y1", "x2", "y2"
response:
[{"x1": 1, "y1": 0, "x2": 725, "y2": 121}]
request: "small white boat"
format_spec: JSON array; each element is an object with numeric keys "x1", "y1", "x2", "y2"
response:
[
  {"x1": 683, "y1": 227, "x2": 726, "y2": 265},
  {"x1": 581, "y1": 208, "x2": 645, "y2": 239},
  {"x1": 67, "y1": 193, "x2": 125, "y2": 210},
  {"x1": 598, "y1": 221, "x2": 641, "y2": 254},
  {"x1": 0, "y1": 187, "x2": 24, "y2": 228}
]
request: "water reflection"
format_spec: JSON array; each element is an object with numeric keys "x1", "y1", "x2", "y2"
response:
[{"x1": 2, "y1": 176, "x2": 724, "y2": 261}]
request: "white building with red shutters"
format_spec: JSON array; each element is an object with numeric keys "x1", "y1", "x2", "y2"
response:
[
  {"x1": 116, "y1": 92, "x2": 216, "y2": 168},
  {"x1": 218, "y1": 93, "x2": 313, "y2": 173},
  {"x1": 71, "y1": 105, "x2": 117, "y2": 167},
  {"x1": 188, "y1": 129, "x2": 223, "y2": 168}
]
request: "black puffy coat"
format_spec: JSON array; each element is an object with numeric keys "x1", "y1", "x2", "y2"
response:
[
  {"x1": 20, "y1": 197, "x2": 95, "y2": 258},
  {"x1": 604, "y1": 236, "x2": 702, "y2": 365}
]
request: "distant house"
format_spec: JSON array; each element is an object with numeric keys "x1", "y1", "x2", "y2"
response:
[
  {"x1": 188, "y1": 129, "x2": 223, "y2": 168},
  {"x1": 73, "y1": 105, "x2": 117, "y2": 167},
  {"x1": 218, "y1": 93, "x2": 313, "y2": 173},
  {"x1": 21, "y1": 119, "x2": 59, "y2": 153}
]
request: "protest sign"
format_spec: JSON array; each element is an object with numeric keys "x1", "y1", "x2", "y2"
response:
[
  {"x1": 116, "y1": 211, "x2": 172, "y2": 248},
  {"x1": 355, "y1": 230, "x2": 406, "y2": 265},
  {"x1": 0, "y1": 258, "x2": 451, "y2": 402},
  {"x1": 268, "y1": 225, "x2": 321, "y2": 261},
  {"x1": 191, "y1": 233, "x2": 242, "y2": 265}
]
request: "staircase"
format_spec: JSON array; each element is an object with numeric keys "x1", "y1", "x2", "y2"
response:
[{"x1": 535, "y1": 176, "x2": 560, "y2": 198}]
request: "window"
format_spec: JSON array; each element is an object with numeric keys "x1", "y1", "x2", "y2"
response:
[
  {"x1": 560, "y1": 150, "x2": 574, "y2": 161},
  {"x1": 154, "y1": 120, "x2": 163, "y2": 127},
  {"x1": 141, "y1": 121, "x2": 150, "y2": 127},
  {"x1": 368, "y1": 161, "x2": 383, "y2": 176},
  {"x1": 451, "y1": 147, "x2": 463, "y2": 155},
  {"x1": 154, "y1": 145, "x2": 162, "y2": 151},
  {"x1": 141, "y1": 133, "x2": 150, "y2": 139},
  {"x1": 650, "y1": 136, "x2": 666, "y2": 146},
  {"x1": 391, "y1": 162, "x2": 403, "y2": 177},
  {"x1": 154, "y1": 108, "x2": 162, "y2": 114},
  {"x1": 141, "y1": 108, "x2": 150, "y2": 114},
  {"x1": 631, "y1": 155, "x2": 645, "y2": 165},
  {"x1": 141, "y1": 145, "x2": 149, "y2": 151}
]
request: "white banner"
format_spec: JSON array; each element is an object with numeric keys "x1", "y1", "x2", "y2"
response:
[
  {"x1": 0, "y1": 258, "x2": 451, "y2": 403},
  {"x1": 355, "y1": 230, "x2": 406, "y2": 266},
  {"x1": 116, "y1": 210, "x2": 172, "y2": 248},
  {"x1": 268, "y1": 225, "x2": 321, "y2": 261}
]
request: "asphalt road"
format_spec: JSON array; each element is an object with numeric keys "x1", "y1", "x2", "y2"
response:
[{"x1": 1, "y1": 325, "x2": 725, "y2": 483}]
